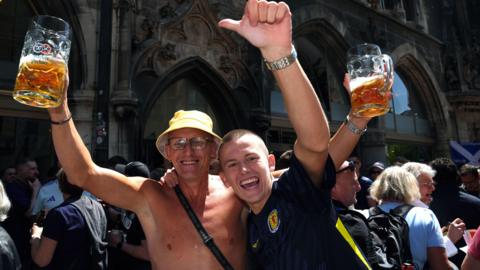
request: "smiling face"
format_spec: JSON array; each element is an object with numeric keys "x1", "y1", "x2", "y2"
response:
[
  {"x1": 219, "y1": 133, "x2": 275, "y2": 214},
  {"x1": 417, "y1": 172, "x2": 436, "y2": 205},
  {"x1": 165, "y1": 128, "x2": 216, "y2": 182}
]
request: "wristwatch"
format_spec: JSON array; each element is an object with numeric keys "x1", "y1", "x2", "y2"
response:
[
  {"x1": 344, "y1": 115, "x2": 367, "y2": 135},
  {"x1": 264, "y1": 46, "x2": 297, "y2": 71}
]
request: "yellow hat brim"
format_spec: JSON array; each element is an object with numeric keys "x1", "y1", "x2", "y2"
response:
[{"x1": 155, "y1": 118, "x2": 222, "y2": 158}]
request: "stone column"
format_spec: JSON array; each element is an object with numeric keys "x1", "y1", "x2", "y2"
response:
[
  {"x1": 110, "y1": 0, "x2": 139, "y2": 159},
  {"x1": 434, "y1": 128, "x2": 451, "y2": 158},
  {"x1": 69, "y1": 0, "x2": 99, "y2": 151}
]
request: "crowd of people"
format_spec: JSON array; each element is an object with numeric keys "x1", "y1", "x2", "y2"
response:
[{"x1": 1, "y1": 0, "x2": 480, "y2": 269}]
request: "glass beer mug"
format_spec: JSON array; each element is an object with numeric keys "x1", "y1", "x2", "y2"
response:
[
  {"x1": 347, "y1": 43, "x2": 394, "y2": 117},
  {"x1": 13, "y1": 15, "x2": 71, "y2": 108}
]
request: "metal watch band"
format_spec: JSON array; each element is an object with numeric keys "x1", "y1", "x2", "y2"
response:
[
  {"x1": 264, "y1": 46, "x2": 297, "y2": 71},
  {"x1": 344, "y1": 115, "x2": 367, "y2": 135}
]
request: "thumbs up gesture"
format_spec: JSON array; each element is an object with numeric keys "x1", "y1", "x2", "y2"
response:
[{"x1": 218, "y1": 0, "x2": 293, "y2": 61}]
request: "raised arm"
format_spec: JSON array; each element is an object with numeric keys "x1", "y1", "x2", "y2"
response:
[
  {"x1": 329, "y1": 74, "x2": 371, "y2": 169},
  {"x1": 47, "y1": 81, "x2": 147, "y2": 213},
  {"x1": 219, "y1": 0, "x2": 329, "y2": 187}
]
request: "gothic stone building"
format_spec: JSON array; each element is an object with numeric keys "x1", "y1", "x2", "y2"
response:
[{"x1": 0, "y1": 0, "x2": 479, "y2": 175}]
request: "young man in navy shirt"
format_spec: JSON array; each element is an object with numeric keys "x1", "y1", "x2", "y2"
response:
[{"x1": 218, "y1": 1, "x2": 372, "y2": 268}]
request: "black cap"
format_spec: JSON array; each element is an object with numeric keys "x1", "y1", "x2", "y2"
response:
[{"x1": 124, "y1": 161, "x2": 150, "y2": 178}]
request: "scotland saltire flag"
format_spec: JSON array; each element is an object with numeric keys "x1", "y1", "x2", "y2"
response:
[{"x1": 449, "y1": 141, "x2": 480, "y2": 166}]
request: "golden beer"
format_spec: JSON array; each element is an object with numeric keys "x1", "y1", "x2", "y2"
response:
[
  {"x1": 13, "y1": 55, "x2": 67, "y2": 108},
  {"x1": 350, "y1": 75, "x2": 392, "y2": 117},
  {"x1": 12, "y1": 15, "x2": 71, "y2": 108}
]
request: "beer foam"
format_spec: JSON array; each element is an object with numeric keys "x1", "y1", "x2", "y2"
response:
[
  {"x1": 349, "y1": 75, "x2": 384, "y2": 92},
  {"x1": 20, "y1": 54, "x2": 65, "y2": 65}
]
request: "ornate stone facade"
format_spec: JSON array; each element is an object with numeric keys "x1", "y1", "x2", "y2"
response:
[{"x1": 1, "y1": 0, "x2": 479, "y2": 168}]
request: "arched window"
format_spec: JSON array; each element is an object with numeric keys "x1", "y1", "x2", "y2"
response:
[
  {"x1": 270, "y1": 36, "x2": 346, "y2": 120},
  {"x1": 0, "y1": 1, "x2": 35, "y2": 89},
  {"x1": 0, "y1": 1, "x2": 57, "y2": 177},
  {"x1": 385, "y1": 71, "x2": 433, "y2": 163},
  {"x1": 144, "y1": 77, "x2": 219, "y2": 140},
  {"x1": 142, "y1": 77, "x2": 219, "y2": 167},
  {"x1": 385, "y1": 71, "x2": 431, "y2": 136}
]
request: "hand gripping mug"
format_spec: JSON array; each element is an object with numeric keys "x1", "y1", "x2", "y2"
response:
[
  {"x1": 13, "y1": 15, "x2": 71, "y2": 108},
  {"x1": 347, "y1": 43, "x2": 394, "y2": 117}
]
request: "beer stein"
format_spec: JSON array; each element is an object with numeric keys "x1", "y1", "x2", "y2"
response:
[
  {"x1": 347, "y1": 43, "x2": 394, "y2": 117},
  {"x1": 13, "y1": 15, "x2": 71, "y2": 108}
]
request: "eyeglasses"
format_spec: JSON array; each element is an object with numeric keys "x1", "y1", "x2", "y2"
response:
[
  {"x1": 419, "y1": 181, "x2": 436, "y2": 188},
  {"x1": 336, "y1": 161, "x2": 356, "y2": 174},
  {"x1": 351, "y1": 160, "x2": 360, "y2": 165},
  {"x1": 370, "y1": 170, "x2": 382, "y2": 175},
  {"x1": 167, "y1": 137, "x2": 212, "y2": 151}
]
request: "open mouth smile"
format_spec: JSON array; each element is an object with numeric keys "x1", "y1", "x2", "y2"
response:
[{"x1": 240, "y1": 177, "x2": 259, "y2": 189}]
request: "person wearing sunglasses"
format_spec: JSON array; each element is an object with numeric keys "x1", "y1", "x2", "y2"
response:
[
  {"x1": 332, "y1": 161, "x2": 361, "y2": 209},
  {"x1": 348, "y1": 155, "x2": 374, "y2": 210},
  {"x1": 331, "y1": 160, "x2": 376, "y2": 266},
  {"x1": 459, "y1": 164, "x2": 480, "y2": 197}
]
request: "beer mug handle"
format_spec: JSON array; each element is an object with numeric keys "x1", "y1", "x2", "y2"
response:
[{"x1": 382, "y1": 54, "x2": 394, "y2": 91}]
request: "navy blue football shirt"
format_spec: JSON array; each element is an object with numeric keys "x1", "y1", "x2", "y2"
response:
[{"x1": 248, "y1": 154, "x2": 370, "y2": 270}]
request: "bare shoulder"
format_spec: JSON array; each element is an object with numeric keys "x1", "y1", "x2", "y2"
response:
[
  {"x1": 209, "y1": 175, "x2": 234, "y2": 194},
  {"x1": 208, "y1": 174, "x2": 242, "y2": 203},
  {"x1": 134, "y1": 179, "x2": 173, "y2": 213},
  {"x1": 140, "y1": 178, "x2": 172, "y2": 198}
]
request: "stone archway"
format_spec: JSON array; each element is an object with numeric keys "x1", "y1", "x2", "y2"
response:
[
  {"x1": 392, "y1": 44, "x2": 452, "y2": 156},
  {"x1": 293, "y1": 19, "x2": 350, "y2": 122},
  {"x1": 134, "y1": 57, "x2": 244, "y2": 167}
]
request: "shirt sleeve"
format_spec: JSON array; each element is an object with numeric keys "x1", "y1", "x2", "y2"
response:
[
  {"x1": 425, "y1": 209, "x2": 446, "y2": 248},
  {"x1": 468, "y1": 226, "x2": 480, "y2": 260},
  {"x1": 277, "y1": 153, "x2": 336, "y2": 213},
  {"x1": 285, "y1": 153, "x2": 336, "y2": 191},
  {"x1": 443, "y1": 236, "x2": 458, "y2": 257},
  {"x1": 42, "y1": 208, "x2": 67, "y2": 241}
]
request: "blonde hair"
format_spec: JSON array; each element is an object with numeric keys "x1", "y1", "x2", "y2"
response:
[
  {"x1": 0, "y1": 181, "x2": 11, "y2": 222},
  {"x1": 370, "y1": 166, "x2": 421, "y2": 204}
]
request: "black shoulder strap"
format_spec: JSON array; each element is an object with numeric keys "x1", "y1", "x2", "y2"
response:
[
  {"x1": 174, "y1": 186, "x2": 234, "y2": 270},
  {"x1": 368, "y1": 206, "x2": 383, "y2": 217},
  {"x1": 390, "y1": 204, "x2": 414, "y2": 217},
  {"x1": 389, "y1": 204, "x2": 414, "y2": 265}
]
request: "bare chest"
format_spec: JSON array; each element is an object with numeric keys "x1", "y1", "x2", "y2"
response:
[{"x1": 141, "y1": 192, "x2": 247, "y2": 270}]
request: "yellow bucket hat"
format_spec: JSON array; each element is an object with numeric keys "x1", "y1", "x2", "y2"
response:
[{"x1": 155, "y1": 110, "x2": 222, "y2": 158}]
